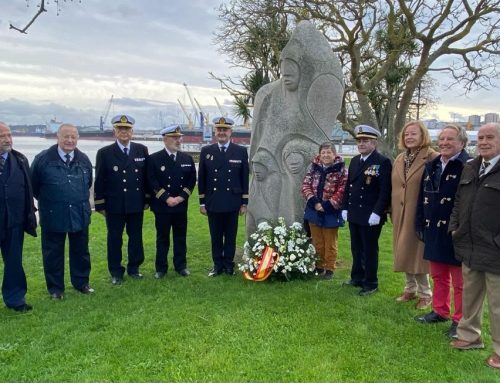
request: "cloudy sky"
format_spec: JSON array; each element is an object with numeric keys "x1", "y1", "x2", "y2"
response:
[{"x1": 0, "y1": 0, "x2": 498, "y2": 129}]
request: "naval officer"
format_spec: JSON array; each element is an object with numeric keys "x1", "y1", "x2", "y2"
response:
[
  {"x1": 146, "y1": 125, "x2": 196, "y2": 278},
  {"x1": 94, "y1": 114, "x2": 149, "y2": 285},
  {"x1": 341, "y1": 125, "x2": 392, "y2": 296},
  {"x1": 198, "y1": 117, "x2": 249, "y2": 276}
]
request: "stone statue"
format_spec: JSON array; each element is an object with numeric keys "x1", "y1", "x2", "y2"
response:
[{"x1": 246, "y1": 20, "x2": 344, "y2": 237}]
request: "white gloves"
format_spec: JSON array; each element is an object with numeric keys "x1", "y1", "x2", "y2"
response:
[
  {"x1": 341, "y1": 210, "x2": 348, "y2": 222},
  {"x1": 368, "y1": 212, "x2": 381, "y2": 226}
]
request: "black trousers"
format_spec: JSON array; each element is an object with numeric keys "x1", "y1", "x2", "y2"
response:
[
  {"x1": 154, "y1": 211, "x2": 187, "y2": 273},
  {"x1": 105, "y1": 212, "x2": 144, "y2": 278},
  {"x1": 41, "y1": 227, "x2": 91, "y2": 294},
  {"x1": 1, "y1": 225, "x2": 27, "y2": 308},
  {"x1": 207, "y1": 211, "x2": 239, "y2": 272},
  {"x1": 348, "y1": 222, "x2": 383, "y2": 290}
]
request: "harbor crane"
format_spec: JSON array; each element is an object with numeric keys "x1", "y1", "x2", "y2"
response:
[
  {"x1": 177, "y1": 99, "x2": 193, "y2": 129},
  {"x1": 194, "y1": 98, "x2": 209, "y2": 128},
  {"x1": 183, "y1": 82, "x2": 199, "y2": 127},
  {"x1": 214, "y1": 97, "x2": 227, "y2": 117},
  {"x1": 99, "y1": 95, "x2": 114, "y2": 131}
]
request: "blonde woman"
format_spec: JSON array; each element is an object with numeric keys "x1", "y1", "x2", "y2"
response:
[{"x1": 392, "y1": 121, "x2": 438, "y2": 309}]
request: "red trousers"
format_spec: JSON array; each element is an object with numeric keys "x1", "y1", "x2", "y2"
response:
[{"x1": 430, "y1": 261, "x2": 463, "y2": 323}]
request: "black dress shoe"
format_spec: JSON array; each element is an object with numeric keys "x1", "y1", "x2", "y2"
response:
[
  {"x1": 154, "y1": 271, "x2": 166, "y2": 279},
  {"x1": 111, "y1": 276, "x2": 123, "y2": 285},
  {"x1": 50, "y1": 292, "x2": 64, "y2": 300},
  {"x1": 178, "y1": 269, "x2": 191, "y2": 277},
  {"x1": 415, "y1": 311, "x2": 449, "y2": 324},
  {"x1": 359, "y1": 287, "x2": 378, "y2": 296},
  {"x1": 323, "y1": 270, "x2": 334, "y2": 280},
  {"x1": 208, "y1": 268, "x2": 223, "y2": 277},
  {"x1": 342, "y1": 279, "x2": 363, "y2": 287},
  {"x1": 10, "y1": 303, "x2": 33, "y2": 312},
  {"x1": 225, "y1": 269, "x2": 235, "y2": 276},
  {"x1": 446, "y1": 321, "x2": 459, "y2": 338},
  {"x1": 128, "y1": 272, "x2": 143, "y2": 279},
  {"x1": 77, "y1": 285, "x2": 95, "y2": 294}
]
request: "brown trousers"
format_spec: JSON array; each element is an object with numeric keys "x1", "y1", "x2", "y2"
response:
[{"x1": 309, "y1": 223, "x2": 339, "y2": 272}]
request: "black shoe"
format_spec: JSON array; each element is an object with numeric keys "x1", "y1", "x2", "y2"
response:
[
  {"x1": 359, "y1": 287, "x2": 378, "y2": 296},
  {"x1": 177, "y1": 269, "x2": 190, "y2": 277},
  {"x1": 77, "y1": 285, "x2": 95, "y2": 294},
  {"x1": 323, "y1": 270, "x2": 334, "y2": 280},
  {"x1": 154, "y1": 271, "x2": 166, "y2": 279},
  {"x1": 343, "y1": 279, "x2": 363, "y2": 287},
  {"x1": 10, "y1": 303, "x2": 33, "y2": 312},
  {"x1": 111, "y1": 276, "x2": 123, "y2": 285},
  {"x1": 128, "y1": 272, "x2": 143, "y2": 279},
  {"x1": 446, "y1": 321, "x2": 459, "y2": 338},
  {"x1": 50, "y1": 292, "x2": 64, "y2": 300},
  {"x1": 314, "y1": 267, "x2": 325, "y2": 276},
  {"x1": 225, "y1": 269, "x2": 235, "y2": 276},
  {"x1": 208, "y1": 268, "x2": 223, "y2": 277},
  {"x1": 415, "y1": 311, "x2": 449, "y2": 324}
]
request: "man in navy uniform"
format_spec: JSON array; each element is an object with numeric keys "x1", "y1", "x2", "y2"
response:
[
  {"x1": 31, "y1": 123, "x2": 93, "y2": 299},
  {"x1": 341, "y1": 124, "x2": 392, "y2": 296},
  {"x1": 146, "y1": 125, "x2": 196, "y2": 278},
  {"x1": 94, "y1": 115, "x2": 149, "y2": 285},
  {"x1": 0, "y1": 122, "x2": 36, "y2": 312},
  {"x1": 198, "y1": 116, "x2": 249, "y2": 276}
]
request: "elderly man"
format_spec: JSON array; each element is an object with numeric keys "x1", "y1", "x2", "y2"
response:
[
  {"x1": 449, "y1": 122, "x2": 500, "y2": 370},
  {"x1": 95, "y1": 115, "x2": 149, "y2": 285},
  {"x1": 341, "y1": 125, "x2": 392, "y2": 296},
  {"x1": 146, "y1": 125, "x2": 196, "y2": 278},
  {"x1": 31, "y1": 124, "x2": 93, "y2": 300},
  {"x1": 198, "y1": 117, "x2": 249, "y2": 277},
  {"x1": 0, "y1": 122, "x2": 36, "y2": 312},
  {"x1": 415, "y1": 125, "x2": 469, "y2": 339}
]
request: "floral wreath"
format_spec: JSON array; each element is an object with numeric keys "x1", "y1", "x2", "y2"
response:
[{"x1": 239, "y1": 217, "x2": 317, "y2": 281}]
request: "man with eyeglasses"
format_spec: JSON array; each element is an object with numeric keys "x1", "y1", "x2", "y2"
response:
[{"x1": 415, "y1": 124, "x2": 469, "y2": 339}]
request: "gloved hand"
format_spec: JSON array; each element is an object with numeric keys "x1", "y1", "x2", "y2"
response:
[
  {"x1": 368, "y1": 212, "x2": 380, "y2": 226},
  {"x1": 341, "y1": 210, "x2": 348, "y2": 222}
]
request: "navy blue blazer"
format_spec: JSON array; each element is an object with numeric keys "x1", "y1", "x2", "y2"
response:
[
  {"x1": 146, "y1": 149, "x2": 196, "y2": 214},
  {"x1": 341, "y1": 150, "x2": 392, "y2": 226},
  {"x1": 198, "y1": 142, "x2": 249, "y2": 213},
  {"x1": 94, "y1": 141, "x2": 149, "y2": 214}
]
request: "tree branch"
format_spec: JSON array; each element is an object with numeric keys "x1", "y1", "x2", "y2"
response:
[{"x1": 9, "y1": 0, "x2": 47, "y2": 34}]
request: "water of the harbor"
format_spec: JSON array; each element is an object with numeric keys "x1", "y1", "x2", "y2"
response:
[{"x1": 12, "y1": 136, "x2": 359, "y2": 165}]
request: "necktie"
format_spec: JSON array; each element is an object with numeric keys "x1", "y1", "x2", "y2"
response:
[
  {"x1": 360, "y1": 158, "x2": 364, "y2": 166},
  {"x1": 170, "y1": 154, "x2": 175, "y2": 162},
  {"x1": 65, "y1": 153, "x2": 71, "y2": 166},
  {"x1": 0, "y1": 156, "x2": 5, "y2": 175},
  {"x1": 220, "y1": 146, "x2": 226, "y2": 153},
  {"x1": 123, "y1": 147, "x2": 128, "y2": 156},
  {"x1": 479, "y1": 161, "x2": 490, "y2": 178}
]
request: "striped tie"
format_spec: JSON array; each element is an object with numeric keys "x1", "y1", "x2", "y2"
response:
[
  {"x1": 0, "y1": 156, "x2": 5, "y2": 175},
  {"x1": 65, "y1": 153, "x2": 71, "y2": 166},
  {"x1": 479, "y1": 161, "x2": 490, "y2": 178}
]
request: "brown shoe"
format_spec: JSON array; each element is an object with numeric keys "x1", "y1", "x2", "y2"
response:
[
  {"x1": 415, "y1": 296, "x2": 432, "y2": 310},
  {"x1": 395, "y1": 292, "x2": 417, "y2": 302},
  {"x1": 486, "y1": 353, "x2": 500, "y2": 369},
  {"x1": 450, "y1": 338, "x2": 485, "y2": 350}
]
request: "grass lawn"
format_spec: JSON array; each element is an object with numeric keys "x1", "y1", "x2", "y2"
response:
[{"x1": 0, "y1": 190, "x2": 497, "y2": 383}]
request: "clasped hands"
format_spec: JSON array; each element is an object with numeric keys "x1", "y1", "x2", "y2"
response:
[{"x1": 166, "y1": 196, "x2": 184, "y2": 207}]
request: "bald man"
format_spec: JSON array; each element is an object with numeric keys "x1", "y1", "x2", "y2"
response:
[{"x1": 0, "y1": 122, "x2": 37, "y2": 312}]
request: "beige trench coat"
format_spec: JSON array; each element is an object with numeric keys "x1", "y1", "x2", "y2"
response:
[{"x1": 392, "y1": 147, "x2": 438, "y2": 273}]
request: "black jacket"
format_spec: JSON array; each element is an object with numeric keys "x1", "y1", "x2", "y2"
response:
[
  {"x1": 94, "y1": 141, "x2": 149, "y2": 214},
  {"x1": 147, "y1": 149, "x2": 196, "y2": 214}
]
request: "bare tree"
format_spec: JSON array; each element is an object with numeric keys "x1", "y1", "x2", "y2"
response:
[{"x1": 214, "y1": 0, "x2": 500, "y2": 154}]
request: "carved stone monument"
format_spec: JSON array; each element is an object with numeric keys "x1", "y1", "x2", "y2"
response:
[{"x1": 247, "y1": 20, "x2": 344, "y2": 237}]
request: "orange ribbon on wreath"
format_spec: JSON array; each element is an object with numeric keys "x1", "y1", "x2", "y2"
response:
[{"x1": 243, "y1": 245, "x2": 279, "y2": 282}]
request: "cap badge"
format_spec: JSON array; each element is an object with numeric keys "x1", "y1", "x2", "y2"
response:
[{"x1": 120, "y1": 116, "x2": 128, "y2": 123}]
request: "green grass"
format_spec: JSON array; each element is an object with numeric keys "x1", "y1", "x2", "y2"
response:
[{"x1": 0, "y1": 190, "x2": 497, "y2": 382}]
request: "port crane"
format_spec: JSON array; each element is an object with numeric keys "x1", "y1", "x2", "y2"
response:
[
  {"x1": 177, "y1": 99, "x2": 193, "y2": 129},
  {"x1": 99, "y1": 95, "x2": 114, "y2": 131},
  {"x1": 183, "y1": 83, "x2": 199, "y2": 127},
  {"x1": 194, "y1": 97, "x2": 209, "y2": 128},
  {"x1": 214, "y1": 97, "x2": 227, "y2": 117}
]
